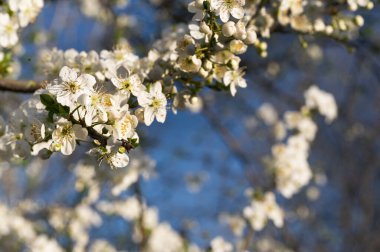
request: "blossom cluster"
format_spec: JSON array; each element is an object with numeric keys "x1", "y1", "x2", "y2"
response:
[
  {"x1": 270, "y1": 85, "x2": 338, "y2": 198},
  {"x1": 277, "y1": 0, "x2": 370, "y2": 38},
  {"x1": 0, "y1": 0, "x2": 43, "y2": 48},
  {"x1": 0, "y1": 39, "x2": 171, "y2": 167},
  {"x1": 79, "y1": 0, "x2": 130, "y2": 24},
  {"x1": 0, "y1": 0, "x2": 374, "y2": 169},
  {"x1": 243, "y1": 190, "x2": 284, "y2": 231},
  {"x1": 212, "y1": 85, "x2": 337, "y2": 242},
  {"x1": 0, "y1": 1, "x2": 376, "y2": 250}
]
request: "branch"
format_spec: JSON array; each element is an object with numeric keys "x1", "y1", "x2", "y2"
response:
[
  {"x1": 202, "y1": 103, "x2": 251, "y2": 165},
  {"x1": 0, "y1": 79, "x2": 42, "y2": 93}
]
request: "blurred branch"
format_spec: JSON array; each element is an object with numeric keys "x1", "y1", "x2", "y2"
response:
[
  {"x1": 202, "y1": 103, "x2": 251, "y2": 165},
  {"x1": 0, "y1": 79, "x2": 42, "y2": 93}
]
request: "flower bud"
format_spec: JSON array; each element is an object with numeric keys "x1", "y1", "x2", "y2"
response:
[
  {"x1": 178, "y1": 55, "x2": 202, "y2": 73},
  {"x1": 222, "y1": 21, "x2": 236, "y2": 37},
  {"x1": 234, "y1": 21, "x2": 247, "y2": 40},
  {"x1": 314, "y1": 19, "x2": 326, "y2": 32},
  {"x1": 229, "y1": 57, "x2": 240, "y2": 70},
  {"x1": 186, "y1": 96, "x2": 203, "y2": 113},
  {"x1": 338, "y1": 19, "x2": 347, "y2": 31},
  {"x1": 325, "y1": 25, "x2": 334, "y2": 35},
  {"x1": 199, "y1": 67, "x2": 209, "y2": 78},
  {"x1": 259, "y1": 41, "x2": 267, "y2": 51},
  {"x1": 230, "y1": 40, "x2": 247, "y2": 55},
  {"x1": 245, "y1": 28, "x2": 257, "y2": 44},
  {"x1": 200, "y1": 22, "x2": 212, "y2": 35},
  {"x1": 354, "y1": 15, "x2": 364, "y2": 27},
  {"x1": 367, "y1": 2, "x2": 374, "y2": 9},
  {"x1": 203, "y1": 59, "x2": 212, "y2": 71}
]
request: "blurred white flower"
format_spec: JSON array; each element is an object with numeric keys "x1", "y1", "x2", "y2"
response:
[
  {"x1": 211, "y1": 0, "x2": 245, "y2": 23},
  {"x1": 211, "y1": 236, "x2": 233, "y2": 252},
  {"x1": 0, "y1": 13, "x2": 19, "y2": 47}
]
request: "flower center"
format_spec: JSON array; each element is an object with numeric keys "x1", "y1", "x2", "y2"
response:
[
  {"x1": 5, "y1": 24, "x2": 14, "y2": 33},
  {"x1": 67, "y1": 82, "x2": 79, "y2": 93},
  {"x1": 91, "y1": 94, "x2": 100, "y2": 106},
  {"x1": 122, "y1": 79, "x2": 131, "y2": 91},
  {"x1": 224, "y1": 0, "x2": 235, "y2": 8},
  {"x1": 102, "y1": 95, "x2": 113, "y2": 107},
  {"x1": 152, "y1": 98, "x2": 162, "y2": 108},
  {"x1": 30, "y1": 123, "x2": 41, "y2": 140},
  {"x1": 61, "y1": 125, "x2": 72, "y2": 136},
  {"x1": 120, "y1": 117, "x2": 131, "y2": 136}
]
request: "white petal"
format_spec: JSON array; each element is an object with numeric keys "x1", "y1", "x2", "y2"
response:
[
  {"x1": 116, "y1": 65, "x2": 130, "y2": 79},
  {"x1": 61, "y1": 137, "x2": 75, "y2": 155},
  {"x1": 111, "y1": 152, "x2": 129, "y2": 168},
  {"x1": 137, "y1": 92, "x2": 152, "y2": 107},
  {"x1": 230, "y1": 83, "x2": 237, "y2": 96},
  {"x1": 211, "y1": 0, "x2": 222, "y2": 9},
  {"x1": 192, "y1": 11, "x2": 204, "y2": 21},
  {"x1": 190, "y1": 30, "x2": 205, "y2": 40},
  {"x1": 151, "y1": 82, "x2": 162, "y2": 95},
  {"x1": 78, "y1": 93, "x2": 90, "y2": 106},
  {"x1": 156, "y1": 108, "x2": 167, "y2": 123},
  {"x1": 231, "y1": 7, "x2": 244, "y2": 19},
  {"x1": 77, "y1": 73, "x2": 96, "y2": 88},
  {"x1": 220, "y1": 9, "x2": 230, "y2": 23},
  {"x1": 188, "y1": 2, "x2": 198, "y2": 13},
  {"x1": 238, "y1": 78, "x2": 247, "y2": 88},
  {"x1": 59, "y1": 66, "x2": 77, "y2": 82},
  {"x1": 129, "y1": 74, "x2": 141, "y2": 86},
  {"x1": 144, "y1": 108, "x2": 155, "y2": 126},
  {"x1": 223, "y1": 71, "x2": 233, "y2": 85},
  {"x1": 84, "y1": 109, "x2": 94, "y2": 126},
  {"x1": 31, "y1": 140, "x2": 52, "y2": 156},
  {"x1": 111, "y1": 78, "x2": 121, "y2": 89},
  {"x1": 73, "y1": 124, "x2": 88, "y2": 140}
]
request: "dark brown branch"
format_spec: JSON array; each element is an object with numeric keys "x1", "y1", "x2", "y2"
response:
[{"x1": 0, "y1": 79, "x2": 42, "y2": 93}]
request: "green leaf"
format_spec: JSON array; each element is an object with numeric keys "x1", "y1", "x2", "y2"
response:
[
  {"x1": 128, "y1": 138, "x2": 140, "y2": 148},
  {"x1": 57, "y1": 104, "x2": 70, "y2": 117},
  {"x1": 40, "y1": 94, "x2": 56, "y2": 108},
  {"x1": 40, "y1": 94, "x2": 70, "y2": 119},
  {"x1": 47, "y1": 111, "x2": 54, "y2": 123}
]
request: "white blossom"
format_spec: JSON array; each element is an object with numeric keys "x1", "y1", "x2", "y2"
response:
[
  {"x1": 188, "y1": 0, "x2": 206, "y2": 21},
  {"x1": 211, "y1": 236, "x2": 233, "y2": 252},
  {"x1": 0, "y1": 13, "x2": 19, "y2": 47},
  {"x1": 223, "y1": 68, "x2": 247, "y2": 96},
  {"x1": 137, "y1": 82, "x2": 167, "y2": 126},
  {"x1": 51, "y1": 119, "x2": 88, "y2": 155},
  {"x1": 243, "y1": 192, "x2": 284, "y2": 231},
  {"x1": 111, "y1": 66, "x2": 145, "y2": 97},
  {"x1": 146, "y1": 223, "x2": 183, "y2": 252},
  {"x1": 211, "y1": 0, "x2": 246, "y2": 23},
  {"x1": 48, "y1": 66, "x2": 96, "y2": 107},
  {"x1": 304, "y1": 85, "x2": 338, "y2": 123}
]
